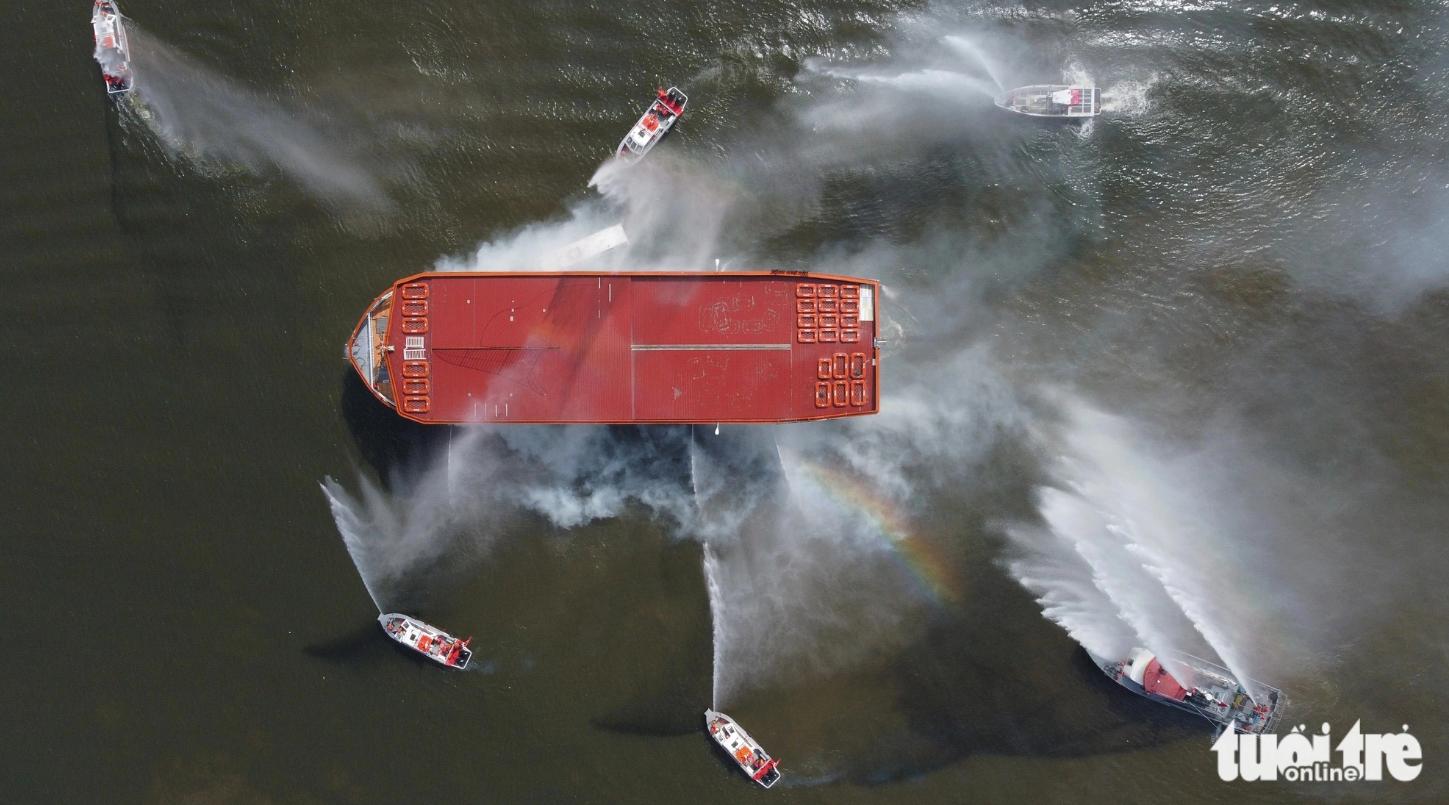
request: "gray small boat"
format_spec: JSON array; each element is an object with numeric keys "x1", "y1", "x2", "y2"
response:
[
  {"x1": 995, "y1": 85, "x2": 1100, "y2": 119},
  {"x1": 1092, "y1": 648, "x2": 1287, "y2": 736}
]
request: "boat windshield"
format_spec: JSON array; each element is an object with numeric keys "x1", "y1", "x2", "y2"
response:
[{"x1": 350, "y1": 292, "x2": 395, "y2": 404}]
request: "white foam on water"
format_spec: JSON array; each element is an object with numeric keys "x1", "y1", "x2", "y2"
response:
[
  {"x1": 1063, "y1": 60, "x2": 1095, "y2": 90},
  {"x1": 1100, "y1": 77, "x2": 1155, "y2": 116}
]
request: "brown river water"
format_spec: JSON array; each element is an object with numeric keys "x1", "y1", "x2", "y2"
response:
[{"x1": 3, "y1": 0, "x2": 1447, "y2": 802}]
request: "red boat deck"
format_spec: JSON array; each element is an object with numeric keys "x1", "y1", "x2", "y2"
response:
[
  {"x1": 349, "y1": 271, "x2": 881, "y2": 424},
  {"x1": 1142, "y1": 659, "x2": 1189, "y2": 701}
]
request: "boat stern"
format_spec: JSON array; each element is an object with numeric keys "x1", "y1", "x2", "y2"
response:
[
  {"x1": 756, "y1": 761, "x2": 781, "y2": 788},
  {"x1": 663, "y1": 86, "x2": 688, "y2": 112}
]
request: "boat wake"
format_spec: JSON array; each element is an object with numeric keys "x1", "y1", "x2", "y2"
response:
[
  {"x1": 1099, "y1": 77, "x2": 1155, "y2": 116},
  {"x1": 123, "y1": 27, "x2": 392, "y2": 212}
]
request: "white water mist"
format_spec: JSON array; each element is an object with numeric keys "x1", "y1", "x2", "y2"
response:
[
  {"x1": 1007, "y1": 401, "x2": 1271, "y2": 700},
  {"x1": 125, "y1": 27, "x2": 392, "y2": 211},
  {"x1": 702, "y1": 542, "x2": 727, "y2": 710},
  {"x1": 943, "y1": 34, "x2": 1006, "y2": 91}
]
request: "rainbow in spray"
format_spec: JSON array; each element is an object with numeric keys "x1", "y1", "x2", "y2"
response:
[{"x1": 780, "y1": 450, "x2": 961, "y2": 604}]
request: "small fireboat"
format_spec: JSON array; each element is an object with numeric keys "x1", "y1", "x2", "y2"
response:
[
  {"x1": 1093, "y1": 648, "x2": 1287, "y2": 735},
  {"x1": 617, "y1": 87, "x2": 687, "y2": 163},
  {"x1": 995, "y1": 85, "x2": 1099, "y2": 119},
  {"x1": 704, "y1": 709, "x2": 780, "y2": 788},
  {"x1": 91, "y1": 0, "x2": 134, "y2": 95},
  {"x1": 379, "y1": 613, "x2": 473, "y2": 670}
]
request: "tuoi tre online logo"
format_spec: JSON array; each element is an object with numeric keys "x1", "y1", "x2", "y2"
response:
[{"x1": 1213, "y1": 721, "x2": 1421, "y2": 782}]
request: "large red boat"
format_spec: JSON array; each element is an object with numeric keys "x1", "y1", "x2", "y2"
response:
[{"x1": 347, "y1": 271, "x2": 881, "y2": 424}]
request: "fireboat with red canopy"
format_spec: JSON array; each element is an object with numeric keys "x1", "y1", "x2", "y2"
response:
[
  {"x1": 347, "y1": 271, "x2": 881, "y2": 425},
  {"x1": 705, "y1": 709, "x2": 781, "y2": 788},
  {"x1": 1094, "y1": 648, "x2": 1287, "y2": 735},
  {"x1": 379, "y1": 614, "x2": 472, "y2": 670},
  {"x1": 617, "y1": 87, "x2": 687, "y2": 163}
]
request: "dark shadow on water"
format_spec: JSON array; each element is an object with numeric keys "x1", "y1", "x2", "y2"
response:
[
  {"x1": 588, "y1": 516, "x2": 712, "y2": 739},
  {"x1": 340, "y1": 367, "x2": 453, "y2": 492},
  {"x1": 848, "y1": 561, "x2": 1208, "y2": 785},
  {"x1": 303, "y1": 620, "x2": 387, "y2": 665},
  {"x1": 590, "y1": 688, "x2": 704, "y2": 738}
]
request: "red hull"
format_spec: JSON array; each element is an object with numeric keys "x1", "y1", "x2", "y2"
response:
[{"x1": 348, "y1": 271, "x2": 881, "y2": 424}]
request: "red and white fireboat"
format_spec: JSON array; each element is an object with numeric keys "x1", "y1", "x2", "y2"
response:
[
  {"x1": 1093, "y1": 648, "x2": 1287, "y2": 735},
  {"x1": 704, "y1": 709, "x2": 780, "y2": 788},
  {"x1": 91, "y1": 0, "x2": 134, "y2": 95},
  {"x1": 379, "y1": 613, "x2": 472, "y2": 670},
  {"x1": 616, "y1": 87, "x2": 687, "y2": 163}
]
